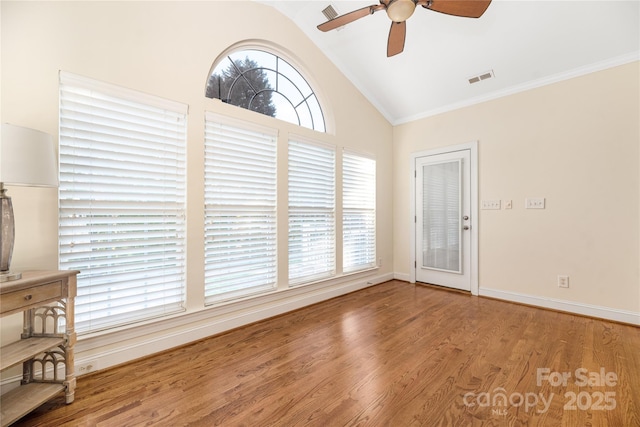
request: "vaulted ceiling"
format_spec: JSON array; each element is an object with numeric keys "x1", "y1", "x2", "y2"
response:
[{"x1": 260, "y1": 1, "x2": 639, "y2": 125}]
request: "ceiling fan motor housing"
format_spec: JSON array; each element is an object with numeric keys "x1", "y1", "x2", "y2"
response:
[{"x1": 386, "y1": 0, "x2": 417, "y2": 22}]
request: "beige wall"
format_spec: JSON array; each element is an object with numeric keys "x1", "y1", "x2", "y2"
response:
[
  {"x1": 394, "y1": 62, "x2": 640, "y2": 314},
  {"x1": 1, "y1": 1, "x2": 393, "y2": 372}
]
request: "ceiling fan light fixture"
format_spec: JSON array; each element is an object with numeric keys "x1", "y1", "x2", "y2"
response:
[{"x1": 386, "y1": 0, "x2": 416, "y2": 22}]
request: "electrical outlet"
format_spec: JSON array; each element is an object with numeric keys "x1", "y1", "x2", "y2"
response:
[
  {"x1": 526, "y1": 198, "x2": 545, "y2": 209},
  {"x1": 557, "y1": 275, "x2": 569, "y2": 288},
  {"x1": 77, "y1": 360, "x2": 99, "y2": 375},
  {"x1": 378, "y1": 257, "x2": 383, "y2": 267},
  {"x1": 481, "y1": 200, "x2": 501, "y2": 210}
]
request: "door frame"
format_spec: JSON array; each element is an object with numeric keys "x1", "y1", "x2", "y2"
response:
[{"x1": 409, "y1": 141, "x2": 479, "y2": 295}]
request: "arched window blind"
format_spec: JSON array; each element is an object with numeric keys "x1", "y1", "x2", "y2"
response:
[{"x1": 58, "y1": 71, "x2": 187, "y2": 334}]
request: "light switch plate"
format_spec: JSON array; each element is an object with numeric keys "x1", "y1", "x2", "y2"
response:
[
  {"x1": 482, "y1": 200, "x2": 501, "y2": 210},
  {"x1": 526, "y1": 198, "x2": 545, "y2": 209}
]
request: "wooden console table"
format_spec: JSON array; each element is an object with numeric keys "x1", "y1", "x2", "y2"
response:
[{"x1": 0, "y1": 270, "x2": 79, "y2": 426}]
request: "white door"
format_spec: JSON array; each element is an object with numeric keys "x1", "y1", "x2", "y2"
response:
[{"x1": 415, "y1": 150, "x2": 471, "y2": 291}]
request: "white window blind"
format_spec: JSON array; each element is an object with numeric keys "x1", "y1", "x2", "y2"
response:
[
  {"x1": 58, "y1": 71, "x2": 187, "y2": 334},
  {"x1": 343, "y1": 150, "x2": 376, "y2": 272},
  {"x1": 204, "y1": 113, "x2": 277, "y2": 303},
  {"x1": 288, "y1": 138, "x2": 335, "y2": 285},
  {"x1": 422, "y1": 160, "x2": 461, "y2": 272}
]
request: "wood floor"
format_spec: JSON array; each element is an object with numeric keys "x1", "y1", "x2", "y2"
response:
[{"x1": 12, "y1": 280, "x2": 640, "y2": 426}]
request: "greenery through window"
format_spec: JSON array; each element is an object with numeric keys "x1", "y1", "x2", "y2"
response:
[{"x1": 206, "y1": 49, "x2": 325, "y2": 132}]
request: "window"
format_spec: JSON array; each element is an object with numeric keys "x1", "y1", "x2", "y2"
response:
[
  {"x1": 58, "y1": 72, "x2": 187, "y2": 334},
  {"x1": 206, "y1": 48, "x2": 325, "y2": 133},
  {"x1": 343, "y1": 151, "x2": 376, "y2": 272},
  {"x1": 288, "y1": 138, "x2": 336, "y2": 285},
  {"x1": 204, "y1": 113, "x2": 278, "y2": 303}
]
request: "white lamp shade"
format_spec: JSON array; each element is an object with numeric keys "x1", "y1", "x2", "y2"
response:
[{"x1": 0, "y1": 123, "x2": 58, "y2": 187}]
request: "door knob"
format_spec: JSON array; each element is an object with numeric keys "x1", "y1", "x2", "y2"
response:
[
  {"x1": 463, "y1": 225, "x2": 470, "y2": 230},
  {"x1": 463, "y1": 215, "x2": 469, "y2": 221}
]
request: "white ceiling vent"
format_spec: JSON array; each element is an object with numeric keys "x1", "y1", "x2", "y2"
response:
[
  {"x1": 322, "y1": 5, "x2": 339, "y2": 21},
  {"x1": 322, "y1": 4, "x2": 347, "y2": 31},
  {"x1": 468, "y1": 70, "x2": 495, "y2": 84}
]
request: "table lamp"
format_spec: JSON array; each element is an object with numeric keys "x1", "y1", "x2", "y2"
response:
[{"x1": 0, "y1": 123, "x2": 58, "y2": 282}]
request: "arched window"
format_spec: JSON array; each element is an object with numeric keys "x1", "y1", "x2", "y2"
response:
[{"x1": 206, "y1": 48, "x2": 326, "y2": 133}]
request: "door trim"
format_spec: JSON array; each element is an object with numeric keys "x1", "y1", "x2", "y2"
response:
[{"x1": 409, "y1": 141, "x2": 479, "y2": 295}]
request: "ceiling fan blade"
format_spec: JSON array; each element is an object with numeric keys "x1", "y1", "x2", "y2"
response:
[
  {"x1": 387, "y1": 21, "x2": 406, "y2": 57},
  {"x1": 317, "y1": 5, "x2": 382, "y2": 32},
  {"x1": 422, "y1": 0, "x2": 492, "y2": 18}
]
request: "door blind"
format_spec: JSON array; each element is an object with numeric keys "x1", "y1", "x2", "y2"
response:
[
  {"x1": 58, "y1": 71, "x2": 187, "y2": 334},
  {"x1": 343, "y1": 150, "x2": 376, "y2": 272},
  {"x1": 204, "y1": 113, "x2": 277, "y2": 303},
  {"x1": 288, "y1": 138, "x2": 336, "y2": 285},
  {"x1": 422, "y1": 160, "x2": 461, "y2": 272}
]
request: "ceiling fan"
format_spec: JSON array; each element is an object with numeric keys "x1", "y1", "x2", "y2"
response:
[{"x1": 317, "y1": 0, "x2": 492, "y2": 57}]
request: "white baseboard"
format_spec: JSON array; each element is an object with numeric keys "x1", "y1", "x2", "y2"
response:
[
  {"x1": 392, "y1": 275, "x2": 638, "y2": 325},
  {"x1": 70, "y1": 271, "x2": 393, "y2": 377},
  {"x1": 394, "y1": 272, "x2": 411, "y2": 282},
  {"x1": 480, "y1": 287, "x2": 640, "y2": 326}
]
